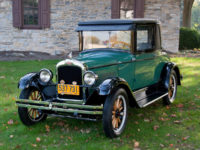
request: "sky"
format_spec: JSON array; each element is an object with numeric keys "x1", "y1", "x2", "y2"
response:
[{"x1": 194, "y1": 0, "x2": 200, "y2": 6}]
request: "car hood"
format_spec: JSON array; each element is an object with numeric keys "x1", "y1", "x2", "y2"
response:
[{"x1": 75, "y1": 49, "x2": 133, "y2": 69}]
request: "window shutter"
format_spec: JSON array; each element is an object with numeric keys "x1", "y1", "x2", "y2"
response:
[
  {"x1": 111, "y1": 0, "x2": 120, "y2": 19},
  {"x1": 134, "y1": 0, "x2": 145, "y2": 18},
  {"x1": 40, "y1": 0, "x2": 50, "y2": 28},
  {"x1": 13, "y1": 0, "x2": 22, "y2": 28}
]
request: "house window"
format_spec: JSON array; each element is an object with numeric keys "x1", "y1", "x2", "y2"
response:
[
  {"x1": 13, "y1": 0, "x2": 50, "y2": 29},
  {"x1": 111, "y1": 0, "x2": 145, "y2": 19},
  {"x1": 23, "y1": 0, "x2": 39, "y2": 26},
  {"x1": 120, "y1": 0, "x2": 135, "y2": 19}
]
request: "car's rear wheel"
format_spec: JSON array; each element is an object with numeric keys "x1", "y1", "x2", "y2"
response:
[
  {"x1": 163, "y1": 70, "x2": 177, "y2": 105},
  {"x1": 103, "y1": 88, "x2": 128, "y2": 138},
  {"x1": 18, "y1": 88, "x2": 47, "y2": 126}
]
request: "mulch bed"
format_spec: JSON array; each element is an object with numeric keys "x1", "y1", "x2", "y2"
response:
[{"x1": 0, "y1": 50, "x2": 200, "y2": 61}]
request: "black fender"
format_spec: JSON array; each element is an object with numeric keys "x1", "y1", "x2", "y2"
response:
[
  {"x1": 161, "y1": 62, "x2": 182, "y2": 90},
  {"x1": 97, "y1": 77, "x2": 139, "y2": 107},
  {"x1": 18, "y1": 73, "x2": 38, "y2": 90},
  {"x1": 18, "y1": 72, "x2": 56, "y2": 99}
]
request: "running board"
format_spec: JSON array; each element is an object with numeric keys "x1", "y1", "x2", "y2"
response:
[
  {"x1": 141, "y1": 93, "x2": 168, "y2": 107},
  {"x1": 137, "y1": 93, "x2": 168, "y2": 108}
]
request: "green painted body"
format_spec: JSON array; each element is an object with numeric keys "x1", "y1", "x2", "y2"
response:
[
  {"x1": 75, "y1": 49, "x2": 170, "y2": 90},
  {"x1": 16, "y1": 20, "x2": 178, "y2": 118}
]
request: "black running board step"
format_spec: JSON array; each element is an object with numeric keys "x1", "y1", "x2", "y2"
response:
[{"x1": 137, "y1": 92, "x2": 168, "y2": 108}]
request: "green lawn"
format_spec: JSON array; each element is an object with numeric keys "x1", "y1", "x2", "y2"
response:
[{"x1": 0, "y1": 58, "x2": 200, "y2": 150}]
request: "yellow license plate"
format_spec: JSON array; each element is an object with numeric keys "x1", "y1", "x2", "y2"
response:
[{"x1": 57, "y1": 84, "x2": 80, "y2": 96}]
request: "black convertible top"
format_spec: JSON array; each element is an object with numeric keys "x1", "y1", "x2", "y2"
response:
[
  {"x1": 76, "y1": 19, "x2": 159, "y2": 31},
  {"x1": 78, "y1": 19, "x2": 159, "y2": 26}
]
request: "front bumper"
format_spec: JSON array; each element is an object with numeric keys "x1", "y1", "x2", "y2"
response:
[{"x1": 16, "y1": 99, "x2": 103, "y2": 115}]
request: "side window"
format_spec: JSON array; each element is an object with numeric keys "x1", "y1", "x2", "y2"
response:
[
  {"x1": 156, "y1": 25, "x2": 161, "y2": 50},
  {"x1": 136, "y1": 25, "x2": 155, "y2": 52}
]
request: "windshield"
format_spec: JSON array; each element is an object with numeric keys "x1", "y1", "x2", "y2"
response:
[{"x1": 82, "y1": 31, "x2": 131, "y2": 51}]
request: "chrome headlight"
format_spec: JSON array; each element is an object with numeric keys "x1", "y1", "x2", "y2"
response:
[
  {"x1": 39, "y1": 69, "x2": 53, "y2": 83},
  {"x1": 84, "y1": 71, "x2": 98, "y2": 86}
]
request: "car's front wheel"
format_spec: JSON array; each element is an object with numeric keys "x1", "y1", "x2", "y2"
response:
[
  {"x1": 103, "y1": 88, "x2": 128, "y2": 138},
  {"x1": 163, "y1": 70, "x2": 177, "y2": 105},
  {"x1": 18, "y1": 88, "x2": 47, "y2": 126}
]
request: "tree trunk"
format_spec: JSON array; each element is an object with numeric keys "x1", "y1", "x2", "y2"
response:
[{"x1": 182, "y1": 0, "x2": 194, "y2": 28}]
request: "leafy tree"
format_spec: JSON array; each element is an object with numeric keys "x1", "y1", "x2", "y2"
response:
[{"x1": 192, "y1": 0, "x2": 200, "y2": 31}]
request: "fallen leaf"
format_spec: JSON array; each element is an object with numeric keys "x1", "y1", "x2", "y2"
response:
[
  {"x1": 0, "y1": 76, "x2": 5, "y2": 79},
  {"x1": 14, "y1": 121, "x2": 19, "y2": 125},
  {"x1": 160, "y1": 144, "x2": 165, "y2": 148},
  {"x1": 85, "y1": 129, "x2": 91, "y2": 134},
  {"x1": 144, "y1": 118, "x2": 150, "y2": 122},
  {"x1": 134, "y1": 141, "x2": 140, "y2": 148},
  {"x1": 45, "y1": 125, "x2": 50, "y2": 132},
  {"x1": 194, "y1": 95, "x2": 200, "y2": 99},
  {"x1": 134, "y1": 121, "x2": 139, "y2": 124},
  {"x1": 7, "y1": 119, "x2": 14, "y2": 125},
  {"x1": 64, "y1": 124, "x2": 69, "y2": 128},
  {"x1": 137, "y1": 113, "x2": 143, "y2": 117},
  {"x1": 57, "y1": 121, "x2": 65, "y2": 127},
  {"x1": 60, "y1": 135, "x2": 64, "y2": 139},
  {"x1": 4, "y1": 108, "x2": 8, "y2": 112},
  {"x1": 166, "y1": 106, "x2": 170, "y2": 109},
  {"x1": 174, "y1": 120, "x2": 181, "y2": 124},
  {"x1": 162, "y1": 112, "x2": 168, "y2": 116},
  {"x1": 0, "y1": 143, "x2": 3, "y2": 146},
  {"x1": 153, "y1": 125, "x2": 159, "y2": 131},
  {"x1": 67, "y1": 136, "x2": 72, "y2": 141},
  {"x1": 15, "y1": 145, "x2": 21, "y2": 149},
  {"x1": 10, "y1": 135, "x2": 14, "y2": 138},
  {"x1": 177, "y1": 104, "x2": 184, "y2": 108},
  {"x1": 74, "y1": 126, "x2": 78, "y2": 131},
  {"x1": 36, "y1": 137, "x2": 41, "y2": 142},
  {"x1": 182, "y1": 136, "x2": 190, "y2": 140},
  {"x1": 31, "y1": 144, "x2": 37, "y2": 147},
  {"x1": 171, "y1": 114, "x2": 177, "y2": 118},
  {"x1": 159, "y1": 117, "x2": 170, "y2": 121}
]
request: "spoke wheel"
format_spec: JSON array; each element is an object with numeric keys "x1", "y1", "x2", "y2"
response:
[
  {"x1": 112, "y1": 95, "x2": 127, "y2": 133},
  {"x1": 18, "y1": 88, "x2": 47, "y2": 126},
  {"x1": 27, "y1": 90, "x2": 44, "y2": 121},
  {"x1": 103, "y1": 88, "x2": 128, "y2": 138},
  {"x1": 163, "y1": 70, "x2": 177, "y2": 105},
  {"x1": 168, "y1": 74, "x2": 176, "y2": 102}
]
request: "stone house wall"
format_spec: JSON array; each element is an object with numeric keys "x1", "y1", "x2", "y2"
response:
[
  {"x1": 144, "y1": 0, "x2": 181, "y2": 53},
  {"x1": 0, "y1": 0, "x2": 111, "y2": 55},
  {"x1": 0, "y1": 0, "x2": 180, "y2": 55}
]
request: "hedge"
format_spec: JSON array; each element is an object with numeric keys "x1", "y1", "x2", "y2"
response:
[{"x1": 179, "y1": 27, "x2": 200, "y2": 50}]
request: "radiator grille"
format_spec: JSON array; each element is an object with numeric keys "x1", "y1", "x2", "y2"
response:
[{"x1": 57, "y1": 66, "x2": 83, "y2": 100}]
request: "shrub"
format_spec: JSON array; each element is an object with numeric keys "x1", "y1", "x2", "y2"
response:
[{"x1": 179, "y1": 27, "x2": 200, "y2": 50}]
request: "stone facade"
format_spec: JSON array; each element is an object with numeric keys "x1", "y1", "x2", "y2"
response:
[
  {"x1": 0, "y1": 0, "x2": 181, "y2": 55},
  {"x1": 0, "y1": 0, "x2": 111, "y2": 55},
  {"x1": 144, "y1": 0, "x2": 181, "y2": 53}
]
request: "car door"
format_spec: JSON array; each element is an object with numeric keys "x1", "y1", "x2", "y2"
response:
[{"x1": 133, "y1": 24, "x2": 159, "y2": 90}]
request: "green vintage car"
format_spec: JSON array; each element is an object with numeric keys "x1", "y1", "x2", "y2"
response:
[{"x1": 16, "y1": 19, "x2": 182, "y2": 138}]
